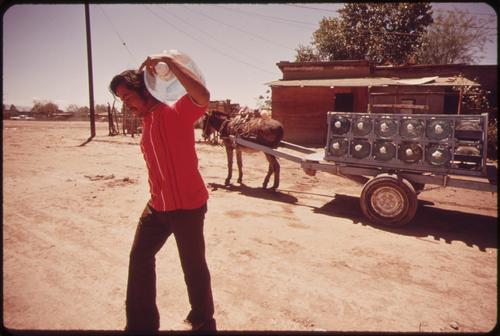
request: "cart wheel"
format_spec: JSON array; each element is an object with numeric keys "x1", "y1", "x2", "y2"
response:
[{"x1": 360, "y1": 175, "x2": 418, "y2": 227}]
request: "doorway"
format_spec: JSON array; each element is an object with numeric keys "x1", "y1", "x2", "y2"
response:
[{"x1": 334, "y1": 93, "x2": 354, "y2": 112}]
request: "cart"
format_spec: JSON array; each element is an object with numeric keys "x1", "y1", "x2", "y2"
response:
[{"x1": 232, "y1": 111, "x2": 497, "y2": 227}]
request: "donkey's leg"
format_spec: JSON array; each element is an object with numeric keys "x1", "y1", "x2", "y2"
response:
[
  {"x1": 236, "y1": 148, "x2": 243, "y2": 184},
  {"x1": 225, "y1": 144, "x2": 233, "y2": 186},
  {"x1": 271, "y1": 156, "x2": 280, "y2": 190},
  {"x1": 263, "y1": 153, "x2": 275, "y2": 189}
]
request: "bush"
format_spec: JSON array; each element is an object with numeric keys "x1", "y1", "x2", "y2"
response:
[{"x1": 487, "y1": 120, "x2": 498, "y2": 160}]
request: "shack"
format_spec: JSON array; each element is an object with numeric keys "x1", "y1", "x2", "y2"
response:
[
  {"x1": 209, "y1": 99, "x2": 241, "y2": 116},
  {"x1": 268, "y1": 61, "x2": 495, "y2": 145}
]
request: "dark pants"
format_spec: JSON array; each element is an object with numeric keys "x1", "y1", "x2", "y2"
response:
[{"x1": 125, "y1": 203, "x2": 214, "y2": 332}]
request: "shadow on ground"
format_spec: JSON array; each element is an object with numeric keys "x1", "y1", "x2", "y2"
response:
[
  {"x1": 208, "y1": 182, "x2": 298, "y2": 205},
  {"x1": 314, "y1": 193, "x2": 497, "y2": 251}
]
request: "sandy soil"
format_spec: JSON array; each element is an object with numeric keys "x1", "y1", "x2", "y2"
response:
[{"x1": 3, "y1": 120, "x2": 498, "y2": 333}]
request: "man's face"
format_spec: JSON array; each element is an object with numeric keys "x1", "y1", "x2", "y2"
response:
[{"x1": 115, "y1": 84, "x2": 149, "y2": 117}]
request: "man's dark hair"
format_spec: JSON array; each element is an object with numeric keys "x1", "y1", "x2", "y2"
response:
[{"x1": 109, "y1": 69, "x2": 148, "y2": 98}]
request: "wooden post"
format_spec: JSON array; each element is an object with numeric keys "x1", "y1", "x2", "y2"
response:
[
  {"x1": 107, "y1": 103, "x2": 112, "y2": 136},
  {"x1": 367, "y1": 86, "x2": 372, "y2": 113},
  {"x1": 457, "y1": 87, "x2": 463, "y2": 114},
  {"x1": 85, "y1": 3, "x2": 96, "y2": 137},
  {"x1": 79, "y1": 3, "x2": 96, "y2": 146}
]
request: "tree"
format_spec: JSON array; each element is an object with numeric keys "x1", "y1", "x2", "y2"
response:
[
  {"x1": 416, "y1": 9, "x2": 494, "y2": 64},
  {"x1": 487, "y1": 120, "x2": 497, "y2": 160},
  {"x1": 31, "y1": 99, "x2": 59, "y2": 117},
  {"x1": 95, "y1": 104, "x2": 108, "y2": 115},
  {"x1": 311, "y1": 9, "x2": 353, "y2": 61},
  {"x1": 66, "y1": 104, "x2": 80, "y2": 113},
  {"x1": 295, "y1": 45, "x2": 320, "y2": 62},
  {"x1": 453, "y1": 75, "x2": 497, "y2": 159},
  {"x1": 256, "y1": 89, "x2": 272, "y2": 110},
  {"x1": 77, "y1": 106, "x2": 90, "y2": 119},
  {"x1": 295, "y1": 3, "x2": 433, "y2": 65}
]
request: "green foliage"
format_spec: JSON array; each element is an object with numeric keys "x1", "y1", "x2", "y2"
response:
[
  {"x1": 31, "y1": 99, "x2": 59, "y2": 117},
  {"x1": 67, "y1": 105, "x2": 90, "y2": 117},
  {"x1": 78, "y1": 106, "x2": 90, "y2": 115},
  {"x1": 66, "y1": 104, "x2": 80, "y2": 113},
  {"x1": 461, "y1": 87, "x2": 492, "y2": 115},
  {"x1": 312, "y1": 15, "x2": 350, "y2": 61},
  {"x1": 295, "y1": 3, "x2": 433, "y2": 65},
  {"x1": 453, "y1": 75, "x2": 492, "y2": 114},
  {"x1": 417, "y1": 9, "x2": 494, "y2": 64},
  {"x1": 67, "y1": 104, "x2": 106, "y2": 119},
  {"x1": 487, "y1": 120, "x2": 497, "y2": 160},
  {"x1": 295, "y1": 45, "x2": 320, "y2": 62},
  {"x1": 95, "y1": 104, "x2": 108, "y2": 115},
  {"x1": 453, "y1": 76, "x2": 497, "y2": 160},
  {"x1": 256, "y1": 89, "x2": 272, "y2": 110}
]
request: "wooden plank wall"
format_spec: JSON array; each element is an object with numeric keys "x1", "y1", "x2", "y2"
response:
[
  {"x1": 271, "y1": 86, "x2": 334, "y2": 145},
  {"x1": 271, "y1": 86, "x2": 369, "y2": 145},
  {"x1": 352, "y1": 87, "x2": 369, "y2": 112},
  {"x1": 369, "y1": 86, "x2": 446, "y2": 114}
]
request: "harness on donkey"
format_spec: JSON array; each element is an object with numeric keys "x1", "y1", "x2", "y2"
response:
[{"x1": 202, "y1": 110, "x2": 284, "y2": 190}]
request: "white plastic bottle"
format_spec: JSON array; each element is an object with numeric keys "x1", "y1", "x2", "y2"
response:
[{"x1": 144, "y1": 50, "x2": 206, "y2": 104}]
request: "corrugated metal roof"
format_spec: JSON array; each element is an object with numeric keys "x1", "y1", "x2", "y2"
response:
[
  {"x1": 426, "y1": 76, "x2": 480, "y2": 86},
  {"x1": 395, "y1": 76, "x2": 439, "y2": 85},
  {"x1": 267, "y1": 76, "x2": 479, "y2": 87}
]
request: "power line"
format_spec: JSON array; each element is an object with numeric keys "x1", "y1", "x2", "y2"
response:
[
  {"x1": 433, "y1": 8, "x2": 497, "y2": 17},
  {"x1": 142, "y1": 5, "x2": 278, "y2": 76},
  {"x1": 213, "y1": 4, "x2": 317, "y2": 29},
  {"x1": 288, "y1": 3, "x2": 497, "y2": 18},
  {"x1": 154, "y1": 5, "x2": 276, "y2": 65},
  {"x1": 431, "y1": 19, "x2": 497, "y2": 31},
  {"x1": 209, "y1": 4, "x2": 494, "y2": 40},
  {"x1": 97, "y1": 5, "x2": 137, "y2": 64},
  {"x1": 181, "y1": 4, "x2": 294, "y2": 52},
  {"x1": 142, "y1": 4, "x2": 495, "y2": 70},
  {"x1": 287, "y1": 4, "x2": 340, "y2": 13},
  {"x1": 432, "y1": 22, "x2": 497, "y2": 31},
  {"x1": 286, "y1": 3, "x2": 497, "y2": 28}
]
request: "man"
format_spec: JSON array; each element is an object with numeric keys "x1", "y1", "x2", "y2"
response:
[{"x1": 109, "y1": 54, "x2": 216, "y2": 333}]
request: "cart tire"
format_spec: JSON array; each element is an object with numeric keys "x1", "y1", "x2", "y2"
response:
[{"x1": 360, "y1": 175, "x2": 418, "y2": 227}]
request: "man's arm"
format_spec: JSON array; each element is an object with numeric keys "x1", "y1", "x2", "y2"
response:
[{"x1": 139, "y1": 54, "x2": 210, "y2": 106}]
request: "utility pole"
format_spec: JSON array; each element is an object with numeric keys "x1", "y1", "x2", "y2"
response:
[{"x1": 82, "y1": 2, "x2": 96, "y2": 145}]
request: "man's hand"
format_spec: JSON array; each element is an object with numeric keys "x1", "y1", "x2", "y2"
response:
[{"x1": 139, "y1": 54, "x2": 174, "y2": 77}]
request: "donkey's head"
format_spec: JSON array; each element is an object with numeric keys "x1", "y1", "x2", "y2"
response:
[
  {"x1": 201, "y1": 111, "x2": 229, "y2": 139},
  {"x1": 200, "y1": 112, "x2": 212, "y2": 140}
]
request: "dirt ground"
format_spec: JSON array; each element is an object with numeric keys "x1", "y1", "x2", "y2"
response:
[{"x1": 3, "y1": 120, "x2": 498, "y2": 333}]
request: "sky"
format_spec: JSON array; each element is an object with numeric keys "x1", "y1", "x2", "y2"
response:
[{"x1": 2, "y1": 2, "x2": 498, "y2": 111}]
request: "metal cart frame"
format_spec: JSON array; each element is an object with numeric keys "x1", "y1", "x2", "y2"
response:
[{"x1": 232, "y1": 111, "x2": 497, "y2": 227}]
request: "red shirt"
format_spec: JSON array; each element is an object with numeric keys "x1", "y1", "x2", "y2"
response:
[{"x1": 140, "y1": 95, "x2": 209, "y2": 211}]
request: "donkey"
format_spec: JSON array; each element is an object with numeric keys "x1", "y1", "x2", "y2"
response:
[{"x1": 201, "y1": 110, "x2": 284, "y2": 190}]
